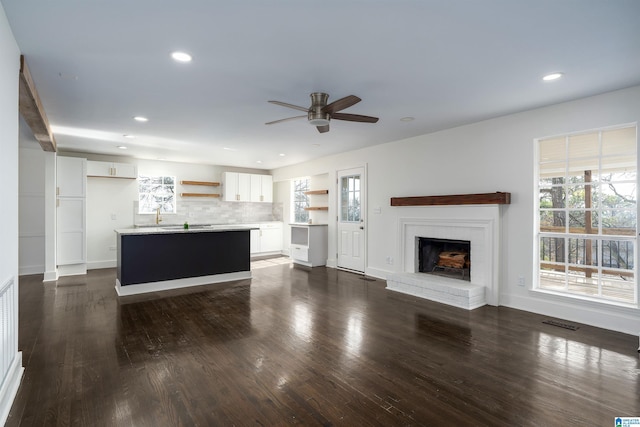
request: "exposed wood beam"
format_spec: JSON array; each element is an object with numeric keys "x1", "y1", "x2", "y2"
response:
[{"x1": 19, "y1": 55, "x2": 57, "y2": 152}]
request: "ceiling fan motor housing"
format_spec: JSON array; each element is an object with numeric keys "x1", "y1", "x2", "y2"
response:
[{"x1": 308, "y1": 92, "x2": 330, "y2": 126}]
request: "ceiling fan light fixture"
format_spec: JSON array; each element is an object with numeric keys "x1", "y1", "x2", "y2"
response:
[{"x1": 309, "y1": 118, "x2": 330, "y2": 126}]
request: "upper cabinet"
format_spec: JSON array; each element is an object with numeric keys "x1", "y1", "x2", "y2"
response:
[
  {"x1": 223, "y1": 172, "x2": 272, "y2": 202},
  {"x1": 87, "y1": 160, "x2": 137, "y2": 179},
  {"x1": 250, "y1": 174, "x2": 273, "y2": 202}
]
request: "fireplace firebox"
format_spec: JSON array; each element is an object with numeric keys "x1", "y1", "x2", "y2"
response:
[{"x1": 418, "y1": 237, "x2": 470, "y2": 281}]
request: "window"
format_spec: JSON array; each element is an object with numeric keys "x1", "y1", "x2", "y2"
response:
[
  {"x1": 292, "y1": 177, "x2": 309, "y2": 223},
  {"x1": 535, "y1": 125, "x2": 637, "y2": 305},
  {"x1": 340, "y1": 174, "x2": 361, "y2": 222},
  {"x1": 138, "y1": 175, "x2": 176, "y2": 214}
]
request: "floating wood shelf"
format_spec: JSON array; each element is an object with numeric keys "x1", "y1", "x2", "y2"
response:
[
  {"x1": 180, "y1": 193, "x2": 221, "y2": 198},
  {"x1": 180, "y1": 180, "x2": 220, "y2": 187},
  {"x1": 304, "y1": 189, "x2": 329, "y2": 195},
  {"x1": 390, "y1": 192, "x2": 511, "y2": 207},
  {"x1": 304, "y1": 206, "x2": 328, "y2": 211}
]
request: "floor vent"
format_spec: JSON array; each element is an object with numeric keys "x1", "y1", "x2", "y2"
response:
[{"x1": 542, "y1": 320, "x2": 579, "y2": 331}]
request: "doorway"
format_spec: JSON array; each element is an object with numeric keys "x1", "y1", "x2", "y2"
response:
[{"x1": 337, "y1": 167, "x2": 366, "y2": 273}]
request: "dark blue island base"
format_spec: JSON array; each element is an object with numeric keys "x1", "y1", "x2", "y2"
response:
[{"x1": 115, "y1": 228, "x2": 252, "y2": 296}]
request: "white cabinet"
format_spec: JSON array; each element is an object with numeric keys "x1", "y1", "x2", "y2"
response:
[
  {"x1": 259, "y1": 222, "x2": 282, "y2": 253},
  {"x1": 223, "y1": 172, "x2": 251, "y2": 201},
  {"x1": 87, "y1": 160, "x2": 137, "y2": 179},
  {"x1": 290, "y1": 224, "x2": 328, "y2": 267},
  {"x1": 57, "y1": 157, "x2": 86, "y2": 197},
  {"x1": 250, "y1": 222, "x2": 283, "y2": 255},
  {"x1": 223, "y1": 172, "x2": 273, "y2": 202},
  {"x1": 56, "y1": 156, "x2": 87, "y2": 271},
  {"x1": 250, "y1": 174, "x2": 273, "y2": 202}
]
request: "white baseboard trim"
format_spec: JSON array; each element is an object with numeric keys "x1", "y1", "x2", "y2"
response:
[
  {"x1": 58, "y1": 263, "x2": 87, "y2": 277},
  {"x1": 87, "y1": 260, "x2": 116, "y2": 270},
  {"x1": 501, "y1": 293, "x2": 640, "y2": 336},
  {"x1": 364, "y1": 267, "x2": 391, "y2": 280},
  {"x1": 19, "y1": 264, "x2": 44, "y2": 276},
  {"x1": 115, "y1": 271, "x2": 252, "y2": 296},
  {"x1": 0, "y1": 352, "x2": 23, "y2": 426},
  {"x1": 42, "y1": 269, "x2": 58, "y2": 282}
]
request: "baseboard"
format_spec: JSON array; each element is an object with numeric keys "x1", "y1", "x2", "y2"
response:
[
  {"x1": 58, "y1": 263, "x2": 87, "y2": 277},
  {"x1": 501, "y1": 293, "x2": 640, "y2": 336},
  {"x1": 0, "y1": 352, "x2": 24, "y2": 426},
  {"x1": 364, "y1": 267, "x2": 391, "y2": 280},
  {"x1": 87, "y1": 260, "x2": 116, "y2": 270},
  {"x1": 42, "y1": 269, "x2": 58, "y2": 282},
  {"x1": 19, "y1": 264, "x2": 44, "y2": 276}
]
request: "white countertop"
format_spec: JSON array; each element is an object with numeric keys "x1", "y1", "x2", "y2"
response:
[
  {"x1": 289, "y1": 223, "x2": 329, "y2": 227},
  {"x1": 115, "y1": 224, "x2": 258, "y2": 235}
]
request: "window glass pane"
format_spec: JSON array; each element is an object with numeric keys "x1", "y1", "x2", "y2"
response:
[
  {"x1": 601, "y1": 210, "x2": 636, "y2": 234},
  {"x1": 539, "y1": 162, "x2": 565, "y2": 182},
  {"x1": 566, "y1": 185, "x2": 592, "y2": 208},
  {"x1": 568, "y1": 132, "x2": 599, "y2": 158},
  {"x1": 600, "y1": 181, "x2": 637, "y2": 208},
  {"x1": 539, "y1": 236, "x2": 565, "y2": 263},
  {"x1": 602, "y1": 127, "x2": 636, "y2": 156},
  {"x1": 601, "y1": 239, "x2": 634, "y2": 270},
  {"x1": 540, "y1": 210, "x2": 565, "y2": 232},
  {"x1": 539, "y1": 185, "x2": 565, "y2": 209},
  {"x1": 600, "y1": 156, "x2": 636, "y2": 179},
  {"x1": 539, "y1": 137, "x2": 566, "y2": 162},
  {"x1": 292, "y1": 178, "x2": 309, "y2": 223},
  {"x1": 138, "y1": 175, "x2": 176, "y2": 214}
]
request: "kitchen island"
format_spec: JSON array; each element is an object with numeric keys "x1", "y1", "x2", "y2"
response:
[{"x1": 115, "y1": 225, "x2": 256, "y2": 296}]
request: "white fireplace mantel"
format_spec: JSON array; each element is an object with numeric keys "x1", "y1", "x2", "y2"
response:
[{"x1": 387, "y1": 205, "x2": 502, "y2": 309}]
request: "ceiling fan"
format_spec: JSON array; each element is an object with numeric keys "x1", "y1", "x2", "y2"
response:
[{"x1": 266, "y1": 92, "x2": 379, "y2": 133}]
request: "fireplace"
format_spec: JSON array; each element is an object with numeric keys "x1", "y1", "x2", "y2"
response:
[
  {"x1": 418, "y1": 237, "x2": 470, "y2": 281},
  {"x1": 386, "y1": 205, "x2": 501, "y2": 310}
]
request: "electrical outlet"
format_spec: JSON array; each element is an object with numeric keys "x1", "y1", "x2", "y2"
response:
[
  {"x1": 517, "y1": 276, "x2": 525, "y2": 287},
  {"x1": 110, "y1": 213, "x2": 117, "y2": 220},
  {"x1": 386, "y1": 256, "x2": 394, "y2": 265}
]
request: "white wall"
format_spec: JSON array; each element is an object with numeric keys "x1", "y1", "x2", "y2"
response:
[
  {"x1": 272, "y1": 85, "x2": 640, "y2": 335},
  {"x1": 0, "y1": 4, "x2": 23, "y2": 423}
]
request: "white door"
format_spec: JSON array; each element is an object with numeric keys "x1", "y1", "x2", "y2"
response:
[{"x1": 337, "y1": 167, "x2": 365, "y2": 272}]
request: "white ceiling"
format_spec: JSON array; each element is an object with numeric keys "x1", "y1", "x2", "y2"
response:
[{"x1": 3, "y1": 0, "x2": 640, "y2": 170}]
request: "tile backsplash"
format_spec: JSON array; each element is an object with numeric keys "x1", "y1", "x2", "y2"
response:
[{"x1": 134, "y1": 199, "x2": 283, "y2": 226}]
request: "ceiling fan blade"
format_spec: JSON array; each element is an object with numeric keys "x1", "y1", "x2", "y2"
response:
[
  {"x1": 322, "y1": 95, "x2": 361, "y2": 114},
  {"x1": 265, "y1": 115, "x2": 307, "y2": 125},
  {"x1": 331, "y1": 113, "x2": 379, "y2": 123},
  {"x1": 268, "y1": 100, "x2": 308, "y2": 113},
  {"x1": 317, "y1": 125, "x2": 330, "y2": 133}
]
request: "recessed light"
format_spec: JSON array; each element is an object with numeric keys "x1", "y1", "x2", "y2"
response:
[
  {"x1": 256, "y1": 160, "x2": 263, "y2": 164},
  {"x1": 123, "y1": 134, "x2": 135, "y2": 139},
  {"x1": 117, "y1": 146, "x2": 127, "y2": 150},
  {"x1": 223, "y1": 147, "x2": 237, "y2": 151},
  {"x1": 133, "y1": 116, "x2": 148, "y2": 122},
  {"x1": 542, "y1": 72, "x2": 564, "y2": 81},
  {"x1": 171, "y1": 51, "x2": 192, "y2": 62},
  {"x1": 400, "y1": 117, "x2": 415, "y2": 122},
  {"x1": 279, "y1": 153, "x2": 285, "y2": 157}
]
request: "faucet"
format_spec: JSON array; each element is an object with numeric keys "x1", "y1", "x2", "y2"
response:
[{"x1": 156, "y1": 207, "x2": 162, "y2": 224}]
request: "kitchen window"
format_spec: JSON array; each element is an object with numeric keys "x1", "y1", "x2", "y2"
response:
[
  {"x1": 138, "y1": 175, "x2": 176, "y2": 214},
  {"x1": 292, "y1": 177, "x2": 309, "y2": 223},
  {"x1": 535, "y1": 124, "x2": 637, "y2": 305}
]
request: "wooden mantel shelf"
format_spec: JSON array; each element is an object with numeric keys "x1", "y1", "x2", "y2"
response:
[{"x1": 390, "y1": 192, "x2": 511, "y2": 207}]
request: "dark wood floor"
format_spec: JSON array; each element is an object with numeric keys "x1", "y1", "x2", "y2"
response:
[{"x1": 6, "y1": 260, "x2": 640, "y2": 426}]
